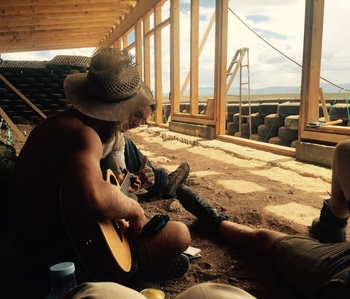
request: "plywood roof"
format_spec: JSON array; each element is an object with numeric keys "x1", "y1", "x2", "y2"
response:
[{"x1": 0, "y1": 0, "x2": 138, "y2": 54}]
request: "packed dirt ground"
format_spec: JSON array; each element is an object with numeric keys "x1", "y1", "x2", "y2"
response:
[{"x1": 1, "y1": 123, "x2": 338, "y2": 299}]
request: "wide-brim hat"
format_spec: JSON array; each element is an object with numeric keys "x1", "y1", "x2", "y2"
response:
[{"x1": 64, "y1": 48, "x2": 156, "y2": 123}]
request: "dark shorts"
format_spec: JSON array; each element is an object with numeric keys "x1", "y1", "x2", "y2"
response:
[{"x1": 272, "y1": 235, "x2": 350, "y2": 298}]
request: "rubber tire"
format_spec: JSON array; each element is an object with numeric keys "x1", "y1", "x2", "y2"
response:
[
  {"x1": 277, "y1": 102, "x2": 300, "y2": 117},
  {"x1": 284, "y1": 115, "x2": 299, "y2": 130},
  {"x1": 329, "y1": 103, "x2": 350, "y2": 121},
  {"x1": 258, "y1": 103, "x2": 279, "y2": 117},
  {"x1": 268, "y1": 136, "x2": 292, "y2": 147},
  {"x1": 278, "y1": 126, "x2": 299, "y2": 142},
  {"x1": 257, "y1": 124, "x2": 278, "y2": 139},
  {"x1": 249, "y1": 112, "x2": 264, "y2": 126},
  {"x1": 264, "y1": 113, "x2": 284, "y2": 127}
]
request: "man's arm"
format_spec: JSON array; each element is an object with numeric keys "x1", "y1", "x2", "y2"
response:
[{"x1": 62, "y1": 125, "x2": 144, "y2": 234}]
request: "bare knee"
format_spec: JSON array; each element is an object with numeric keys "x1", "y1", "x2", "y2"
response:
[
  {"x1": 252, "y1": 228, "x2": 284, "y2": 257},
  {"x1": 334, "y1": 139, "x2": 350, "y2": 160},
  {"x1": 166, "y1": 221, "x2": 191, "y2": 252}
]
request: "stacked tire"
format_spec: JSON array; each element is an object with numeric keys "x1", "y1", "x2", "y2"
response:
[{"x1": 0, "y1": 56, "x2": 89, "y2": 124}]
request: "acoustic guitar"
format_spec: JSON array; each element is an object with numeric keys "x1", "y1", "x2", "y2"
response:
[{"x1": 60, "y1": 169, "x2": 132, "y2": 281}]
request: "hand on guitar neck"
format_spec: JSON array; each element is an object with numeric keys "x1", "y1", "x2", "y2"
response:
[{"x1": 117, "y1": 155, "x2": 150, "y2": 193}]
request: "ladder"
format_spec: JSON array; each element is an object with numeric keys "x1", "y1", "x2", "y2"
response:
[{"x1": 226, "y1": 48, "x2": 251, "y2": 138}]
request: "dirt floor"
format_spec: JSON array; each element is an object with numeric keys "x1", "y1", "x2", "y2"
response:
[{"x1": 1, "y1": 123, "x2": 337, "y2": 299}]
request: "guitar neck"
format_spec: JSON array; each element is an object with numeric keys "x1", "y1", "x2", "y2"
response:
[{"x1": 120, "y1": 171, "x2": 131, "y2": 195}]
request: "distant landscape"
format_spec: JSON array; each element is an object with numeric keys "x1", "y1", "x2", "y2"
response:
[{"x1": 172, "y1": 82, "x2": 350, "y2": 103}]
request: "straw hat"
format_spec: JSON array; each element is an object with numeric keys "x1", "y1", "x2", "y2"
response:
[{"x1": 64, "y1": 48, "x2": 156, "y2": 123}]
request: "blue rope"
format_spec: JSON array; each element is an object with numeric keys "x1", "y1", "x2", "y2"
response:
[{"x1": 328, "y1": 88, "x2": 350, "y2": 120}]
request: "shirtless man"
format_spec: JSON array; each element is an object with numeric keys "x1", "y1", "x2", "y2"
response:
[{"x1": 10, "y1": 48, "x2": 191, "y2": 296}]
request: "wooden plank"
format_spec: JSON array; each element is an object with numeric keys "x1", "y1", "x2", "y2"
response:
[
  {"x1": 301, "y1": 130, "x2": 350, "y2": 144},
  {"x1": 171, "y1": 114, "x2": 216, "y2": 126},
  {"x1": 0, "y1": 74, "x2": 47, "y2": 120},
  {"x1": 319, "y1": 86, "x2": 330, "y2": 122},
  {"x1": 218, "y1": 134, "x2": 295, "y2": 157},
  {"x1": 154, "y1": 4, "x2": 163, "y2": 124},
  {"x1": 6, "y1": 0, "x2": 134, "y2": 6},
  {"x1": 189, "y1": 0, "x2": 199, "y2": 115},
  {"x1": 99, "y1": 0, "x2": 161, "y2": 48},
  {"x1": 0, "y1": 108, "x2": 26, "y2": 143},
  {"x1": 1, "y1": 3, "x2": 133, "y2": 15},
  {"x1": 205, "y1": 98, "x2": 214, "y2": 117},
  {"x1": 170, "y1": 0, "x2": 180, "y2": 115},
  {"x1": 214, "y1": 0, "x2": 228, "y2": 135}
]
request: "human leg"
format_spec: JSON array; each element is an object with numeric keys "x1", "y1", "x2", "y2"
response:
[
  {"x1": 130, "y1": 221, "x2": 191, "y2": 281},
  {"x1": 217, "y1": 221, "x2": 286, "y2": 259},
  {"x1": 271, "y1": 236, "x2": 350, "y2": 298},
  {"x1": 176, "y1": 185, "x2": 284, "y2": 258},
  {"x1": 310, "y1": 140, "x2": 350, "y2": 243},
  {"x1": 330, "y1": 139, "x2": 350, "y2": 216}
]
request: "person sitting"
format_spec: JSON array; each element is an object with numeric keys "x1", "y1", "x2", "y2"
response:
[
  {"x1": 176, "y1": 138, "x2": 350, "y2": 298},
  {"x1": 102, "y1": 104, "x2": 190, "y2": 201},
  {"x1": 10, "y1": 48, "x2": 191, "y2": 297}
]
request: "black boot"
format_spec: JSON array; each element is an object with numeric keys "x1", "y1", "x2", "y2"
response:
[
  {"x1": 310, "y1": 199, "x2": 348, "y2": 243},
  {"x1": 176, "y1": 185, "x2": 228, "y2": 230}
]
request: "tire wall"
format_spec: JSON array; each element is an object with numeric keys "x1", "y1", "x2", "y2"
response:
[
  {"x1": 225, "y1": 101, "x2": 348, "y2": 148},
  {"x1": 0, "y1": 57, "x2": 90, "y2": 124}
]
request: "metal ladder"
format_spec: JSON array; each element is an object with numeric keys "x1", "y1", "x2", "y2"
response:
[{"x1": 226, "y1": 48, "x2": 251, "y2": 138}]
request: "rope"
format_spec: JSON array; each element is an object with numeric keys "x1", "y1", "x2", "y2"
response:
[
  {"x1": 228, "y1": 7, "x2": 350, "y2": 93},
  {"x1": 328, "y1": 88, "x2": 350, "y2": 120}
]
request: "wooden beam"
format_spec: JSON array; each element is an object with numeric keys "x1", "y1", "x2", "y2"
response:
[
  {"x1": 1, "y1": 21, "x2": 113, "y2": 31},
  {"x1": 1, "y1": 11, "x2": 126, "y2": 21},
  {"x1": 214, "y1": 0, "x2": 228, "y2": 135},
  {"x1": 190, "y1": 0, "x2": 199, "y2": 115},
  {"x1": 218, "y1": 134, "x2": 295, "y2": 157},
  {"x1": 0, "y1": 74, "x2": 47, "y2": 120},
  {"x1": 5, "y1": 0, "x2": 136, "y2": 6},
  {"x1": 0, "y1": 108, "x2": 26, "y2": 143},
  {"x1": 299, "y1": 0, "x2": 324, "y2": 137},
  {"x1": 99, "y1": 0, "x2": 161, "y2": 48},
  {"x1": 170, "y1": 0, "x2": 180, "y2": 115},
  {"x1": 1, "y1": 3, "x2": 134, "y2": 15},
  {"x1": 154, "y1": 4, "x2": 163, "y2": 124}
]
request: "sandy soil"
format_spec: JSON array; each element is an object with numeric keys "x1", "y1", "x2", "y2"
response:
[{"x1": 2, "y1": 123, "x2": 337, "y2": 299}]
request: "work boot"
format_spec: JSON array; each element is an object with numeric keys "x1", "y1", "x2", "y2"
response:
[
  {"x1": 310, "y1": 199, "x2": 348, "y2": 243},
  {"x1": 176, "y1": 185, "x2": 229, "y2": 231},
  {"x1": 162, "y1": 162, "x2": 190, "y2": 199}
]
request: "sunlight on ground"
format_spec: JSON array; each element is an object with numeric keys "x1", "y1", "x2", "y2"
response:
[
  {"x1": 187, "y1": 147, "x2": 266, "y2": 169},
  {"x1": 264, "y1": 202, "x2": 319, "y2": 226},
  {"x1": 249, "y1": 168, "x2": 331, "y2": 195},
  {"x1": 217, "y1": 179, "x2": 266, "y2": 193},
  {"x1": 192, "y1": 170, "x2": 221, "y2": 177}
]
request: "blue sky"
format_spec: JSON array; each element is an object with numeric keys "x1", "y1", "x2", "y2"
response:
[{"x1": 2, "y1": 1, "x2": 350, "y2": 93}]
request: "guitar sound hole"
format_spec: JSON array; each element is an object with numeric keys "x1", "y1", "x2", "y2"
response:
[{"x1": 112, "y1": 220, "x2": 123, "y2": 242}]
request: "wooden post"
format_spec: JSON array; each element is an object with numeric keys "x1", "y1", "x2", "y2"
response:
[
  {"x1": 0, "y1": 108, "x2": 26, "y2": 142},
  {"x1": 319, "y1": 86, "x2": 329, "y2": 122}
]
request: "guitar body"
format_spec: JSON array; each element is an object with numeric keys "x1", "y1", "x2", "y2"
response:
[{"x1": 60, "y1": 169, "x2": 132, "y2": 281}]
